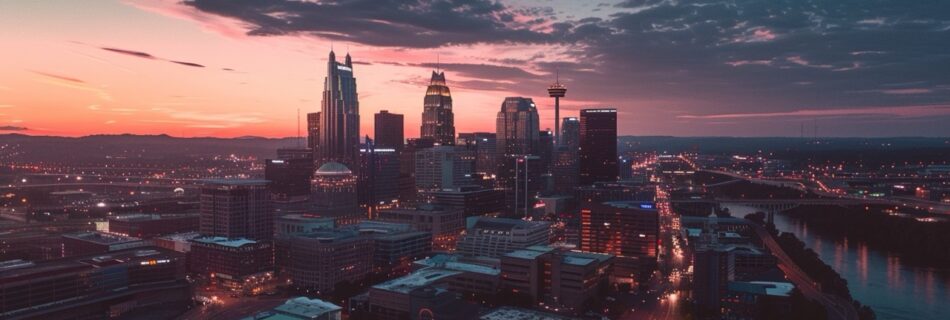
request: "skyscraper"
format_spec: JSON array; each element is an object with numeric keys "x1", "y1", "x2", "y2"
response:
[
  {"x1": 496, "y1": 97, "x2": 541, "y2": 157},
  {"x1": 358, "y1": 138, "x2": 400, "y2": 218},
  {"x1": 496, "y1": 97, "x2": 542, "y2": 215},
  {"x1": 560, "y1": 117, "x2": 580, "y2": 149},
  {"x1": 421, "y1": 70, "x2": 455, "y2": 145},
  {"x1": 578, "y1": 108, "x2": 618, "y2": 186},
  {"x1": 580, "y1": 201, "x2": 658, "y2": 284},
  {"x1": 319, "y1": 50, "x2": 360, "y2": 167},
  {"x1": 307, "y1": 112, "x2": 320, "y2": 152},
  {"x1": 374, "y1": 110, "x2": 404, "y2": 152},
  {"x1": 199, "y1": 179, "x2": 273, "y2": 241},
  {"x1": 457, "y1": 132, "x2": 497, "y2": 175}
]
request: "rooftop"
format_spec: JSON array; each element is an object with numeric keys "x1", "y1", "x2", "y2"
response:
[
  {"x1": 202, "y1": 179, "x2": 270, "y2": 186},
  {"x1": 602, "y1": 201, "x2": 658, "y2": 211},
  {"x1": 504, "y1": 246, "x2": 554, "y2": 260},
  {"x1": 110, "y1": 213, "x2": 198, "y2": 221},
  {"x1": 314, "y1": 161, "x2": 352, "y2": 175},
  {"x1": 191, "y1": 236, "x2": 257, "y2": 248},
  {"x1": 157, "y1": 231, "x2": 201, "y2": 242},
  {"x1": 480, "y1": 307, "x2": 571, "y2": 320},
  {"x1": 372, "y1": 268, "x2": 461, "y2": 294},
  {"x1": 415, "y1": 254, "x2": 501, "y2": 276},
  {"x1": 273, "y1": 297, "x2": 341, "y2": 318},
  {"x1": 469, "y1": 217, "x2": 550, "y2": 232},
  {"x1": 63, "y1": 231, "x2": 142, "y2": 245}
]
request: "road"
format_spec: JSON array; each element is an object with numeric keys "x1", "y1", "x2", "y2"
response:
[{"x1": 178, "y1": 286, "x2": 288, "y2": 320}]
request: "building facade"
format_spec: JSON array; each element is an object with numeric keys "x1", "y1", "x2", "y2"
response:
[
  {"x1": 374, "y1": 110, "x2": 404, "y2": 152},
  {"x1": 456, "y1": 217, "x2": 551, "y2": 258},
  {"x1": 318, "y1": 50, "x2": 360, "y2": 167},
  {"x1": 580, "y1": 201, "x2": 659, "y2": 284},
  {"x1": 578, "y1": 108, "x2": 618, "y2": 186},
  {"x1": 421, "y1": 71, "x2": 455, "y2": 146},
  {"x1": 199, "y1": 179, "x2": 273, "y2": 241}
]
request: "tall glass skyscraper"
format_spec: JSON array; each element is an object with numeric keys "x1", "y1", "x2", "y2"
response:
[
  {"x1": 319, "y1": 50, "x2": 360, "y2": 167},
  {"x1": 421, "y1": 71, "x2": 455, "y2": 145},
  {"x1": 496, "y1": 97, "x2": 540, "y2": 157}
]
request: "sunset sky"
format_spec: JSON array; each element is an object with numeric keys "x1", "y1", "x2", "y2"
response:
[{"x1": 2, "y1": 0, "x2": 949, "y2": 138}]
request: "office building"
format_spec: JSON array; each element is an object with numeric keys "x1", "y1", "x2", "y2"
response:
[
  {"x1": 243, "y1": 297, "x2": 343, "y2": 320},
  {"x1": 308, "y1": 112, "x2": 321, "y2": 152},
  {"x1": 377, "y1": 205, "x2": 464, "y2": 250},
  {"x1": 358, "y1": 140, "x2": 401, "y2": 217},
  {"x1": 431, "y1": 186, "x2": 505, "y2": 217},
  {"x1": 282, "y1": 229, "x2": 373, "y2": 294},
  {"x1": 61, "y1": 231, "x2": 147, "y2": 257},
  {"x1": 357, "y1": 221, "x2": 432, "y2": 273},
  {"x1": 413, "y1": 254, "x2": 502, "y2": 297},
  {"x1": 560, "y1": 117, "x2": 579, "y2": 149},
  {"x1": 500, "y1": 246, "x2": 613, "y2": 313},
  {"x1": 189, "y1": 237, "x2": 273, "y2": 286},
  {"x1": 0, "y1": 247, "x2": 189, "y2": 320},
  {"x1": 538, "y1": 129, "x2": 554, "y2": 174},
  {"x1": 108, "y1": 213, "x2": 200, "y2": 238},
  {"x1": 318, "y1": 50, "x2": 360, "y2": 167},
  {"x1": 414, "y1": 145, "x2": 474, "y2": 193},
  {"x1": 480, "y1": 307, "x2": 572, "y2": 320},
  {"x1": 498, "y1": 155, "x2": 543, "y2": 217},
  {"x1": 360, "y1": 268, "x2": 477, "y2": 320},
  {"x1": 200, "y1": 179, "x2": 273, "y2": 241},
  {"x1": 266, "y1": 158, "x2": 315, "y2": 202},
  {"x1": 457, "y1": 132, "x2": 497, "y2": 175},
  {"x1": 277, "y1": 147, "x2": 314, "y2": 161},
  {"x1": 375, "y1": 110, "x2": 404, "y2": 152},
  {"x1": 580, "y1": 201, "x2": 659, "y2": 285},
  {"x1": 574, "y1": 181, "x2": 655, "y2": 204},
  {"x1": 421, "y1": 70, "x2": 455, "y2": 146},
  {"x1": 456, "y1": 217, "x2": 551, "y2": 258},
  {"x1": 311, "y1": 162, "x2": 361, "y2": 221},
  {"x1": 578, "y1": 108, "x2": 617, "y2": 186},
  {"x1": 496, "y1": 97, "x2": 541, "y2": 157}
]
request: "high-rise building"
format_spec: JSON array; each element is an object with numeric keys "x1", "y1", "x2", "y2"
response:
[
  {"x1": 421, "y1": 71, "x2": 455, "y2": 146},
  {"x1": 307, "y1": 112, "x2": 321, "y2": 151},
  {"x1": 414, "y1": 146, "x2": 474, "y2": 193},
  {"x1": 431, "y1": 185, "x2": 505, "y2": 217},
  {"x1": 498, "y1": 155, "x2": 543, "y2": 217},
  {"x1": 374, "y1": 110, "x2": 404, "y2": 152},
  {"x1": 319, "y1": 50, "x2": 360, "y2": 167},
  {"x1": 560, "y1": 117, "x2": 580, "y2": 149},
  {"x1": 199, "y1": 179, "x2": 273, "y2": 241},
  {"x1": 580, "y1": 201, "x2": 658, "y2": 285},
  {"x1": 358, "y1": 139, "x2": 400, "y2": 217},
  {"x1": 266, "y1": 158, "x2": 314, "y2": 202},
  {"x1": 496, "y1": 97, "x2": 540, "y2": 157},
  {"x1": 457, "y1": 132, "x2": 497, "y2": 175},
  {"x1": 538, "y1": 129, "x2": 554, "y2": 174},
  {"x1": 578, "y1": 108, "x2": 618, "y2": 186}
]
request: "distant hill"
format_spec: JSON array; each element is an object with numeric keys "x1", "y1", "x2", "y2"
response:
[
  {"x1": 618, "y1": 136, "x2": 950, "y2": 153},
  {"x1": 0, "y1": 134, "x2": 303, "y2": 163}
]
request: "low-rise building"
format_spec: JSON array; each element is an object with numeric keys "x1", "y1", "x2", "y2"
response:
[
  {"x1": 242, "y1": 297, "x2": 342, "y2": 320},
  {"x1": 189, "y1": 236, "x2": 273, "y2": 287},
  {"x1": 61, "y1": 231, "x2": 148, "y2": 257},
  {"x1": 456, "y1": 217, "x2": 551, "y2": 258},
  {"x1": 377, "y1": 205, "x2": 464, "y2": 250},
  {"x1": 499, "y1": 246, "x2": 613, "y2": 314},
  {"x1": 108, "y1": 213, "x2": 200, "y2": 238}
]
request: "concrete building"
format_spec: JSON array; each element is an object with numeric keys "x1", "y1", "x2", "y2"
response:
[
  {"x1": 456, "y1": 217, "x2": 551, "y2": 258},
  {"x1": 413, "y1": 254, "x2": 502, "y2": 297},
  {"x1": 414, "y1": 145, "x2": 474, "y2": 193},
  {"x1": 189, "y1": 237, "x2": 273, "y2": 286},
  {"x1": 265, "y1": 158, "x2": 315, "y2": 202},
  {"x1": 242, "y1": 297, "x2": 342, "y2": 320},
  {"x1": 480, "y1": 307, "x2": 572, "y2": 320},
  {"x1": 580, "y1": 201, "x2": 659, "y2": 285},
  {"x1": 200, "y1": 179, "x2": 273, "y2": 241},
  {"x1": 377, "y1": 205, "x2": 464, "y2": 250},
  {"x1": 431, "y1": 186, "x2": 505, "y2": 217},
  {"x1": 0, "y1": 247, "x2": 190, "y2": 320},
  {"x1": 61, "y1": 231, "x2": 147, "y2": 257},
  {"x1": 578, "y1": 108, "x2": 617, "y2": 186},
  {"x1": 282, "y1": 229, "x2": 373, "y2": 294},
  {"x1": 108, "y1": 213, "x2": 200, "y2": 238},
  {"x1": 499, "y1": 246, "x2": 613, "y2": 313},
  {"x1": 362, "y1": 268, "x2": 476, "y2": 320}
]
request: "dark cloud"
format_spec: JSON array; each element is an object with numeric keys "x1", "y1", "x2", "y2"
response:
[
  {"x1": 0, "y1": 126, "x2": 28, "y2": 131},
  {"x1": 31, "y1": 71, "x2": 84, "y2": 83},
  {"x1": 101, "y1": 47, "x2": 156, "y2": 59},
  {"x1": 180, "y1": 0, "x2": 950, "y2": 135},
  {"x1": 100, "y1": 46, "x2": 211, "y2": 69},
  {"x1": 184, "y1": 0, "x2": 561, "y2": 48},
  {"x1": 170, "y1": 60, "x2": 206, "y2": 68}
]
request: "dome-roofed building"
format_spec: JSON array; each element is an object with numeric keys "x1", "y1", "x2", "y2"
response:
[{"x1": 311, "y1": 162, "x2": 361, "y2": 223}]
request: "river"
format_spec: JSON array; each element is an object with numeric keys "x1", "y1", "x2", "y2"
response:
[{"x1": 770, "y1": 212, "x2": 950, "y2": 320}]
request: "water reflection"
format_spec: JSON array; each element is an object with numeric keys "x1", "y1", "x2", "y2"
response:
[{"x1": 773, "y1": 214, "x2": 949, "y2": 320}]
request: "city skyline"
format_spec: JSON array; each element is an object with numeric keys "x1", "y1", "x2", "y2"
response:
[{"x1": 3, "y1": 1, "x2": 950, "y2": 138}]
